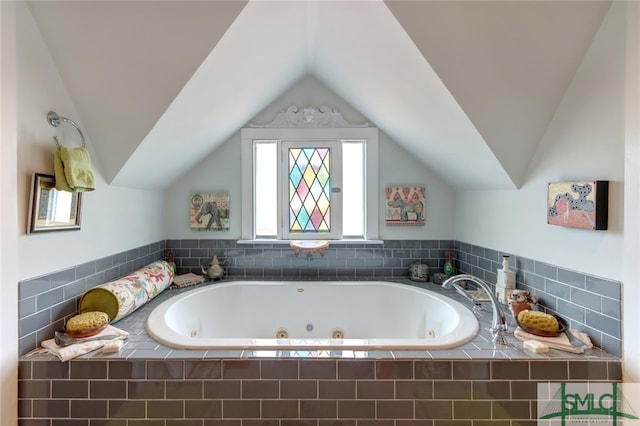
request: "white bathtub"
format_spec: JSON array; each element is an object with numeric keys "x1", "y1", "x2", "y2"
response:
[{"x1": 145, "y1": 281, "x2": 480, "y2": 350}]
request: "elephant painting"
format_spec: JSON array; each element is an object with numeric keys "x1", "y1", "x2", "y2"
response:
[
  {"x1": 196, "y1": 201, "x2": 222, "y2": 230},
  {"x1": 385, "y1": 186, "x2": 426, "y2": 225},
  {"x1": 190, "y1": 192, "x2": 230, "y2": 231},
  {"x1": 387, "y1": 198, "x2": 424, "y2": 222}
]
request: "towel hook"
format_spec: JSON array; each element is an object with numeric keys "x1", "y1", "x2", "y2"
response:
[{"x1": 47, "y1": 111, "x2": 86, "y2": 148}]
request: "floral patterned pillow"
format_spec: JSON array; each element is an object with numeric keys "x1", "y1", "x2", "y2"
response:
[{"x1": 79, "y1": 260, "x2": 174, "y2": 322}]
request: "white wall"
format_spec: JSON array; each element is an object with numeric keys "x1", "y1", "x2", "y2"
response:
[
  {"x1": 454, "y1": 3, "x2": 626, "y2": 282},
  {"x1": 165, "y1": 76, "x2": 456, "y2": 240},
  {"x1": 1, "y1": 2, "x2": 19, "y2": 425},
  {"x1": 623, "y1": 1, "x2": 640, "y2": 383},
  {"x1": 16, "y1": 3, "x2": 166, "y2": 280}
]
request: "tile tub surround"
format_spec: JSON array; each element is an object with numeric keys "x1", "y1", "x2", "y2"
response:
[
  {"x1": 19, "y1": 279, "x2": 621, "y2": 425},
  {"x1": 453, "y1": 241, "x2": 622, "y2": 357},
  {"x1": 18, "y1": 239, "x2": 622, "y2": 357},
  {"x1": 18, "y1": 241, "x2": 165, "y2": 356},
  {"x1": 18, "y1": 357, "x2": 622, "y2": 425}
]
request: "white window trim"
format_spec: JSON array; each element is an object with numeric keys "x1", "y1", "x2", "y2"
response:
[{"x1": 241, "y1": 126, "x2": 379, "y2": 242}]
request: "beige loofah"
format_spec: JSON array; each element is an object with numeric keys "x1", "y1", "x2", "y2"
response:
[
  {"x1": 517, "y1": 310, "x2": 559, "y2": 331},
  {"x1": 66, "y1": 311, "x2": 109, "y2": 332}
]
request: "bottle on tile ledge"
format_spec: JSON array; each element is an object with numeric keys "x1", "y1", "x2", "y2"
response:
[
  {"x1": 443, "y1": 249, "x2": 455, "y2": 276},
  {"x1": 495, "y1": 255, "x2": 515, "y2": 305}
]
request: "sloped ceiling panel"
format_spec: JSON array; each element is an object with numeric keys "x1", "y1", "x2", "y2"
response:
[
  {"x1": 112, "y1": 1, "x2": 312, "y2": 188},
  {"x1": 25, "y1": 0, "x2": 610, "y2": 191},
  {"x1": 385, "y1": 0, "x2": 611, "y2": 187},
  {"x1": 27, "y1": 0, "x2": 247, "y2": 183},
  {"x1": 310, "y1": 1, "x2": 513, "y2": 190}
]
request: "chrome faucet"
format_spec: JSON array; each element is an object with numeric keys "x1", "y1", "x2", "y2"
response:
[{"x1": 442, "y1": 274, "x2": 507, "y2": 345}]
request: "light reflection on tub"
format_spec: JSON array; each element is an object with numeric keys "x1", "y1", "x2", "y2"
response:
[{"x1": 145, "y1": 281, "x2": 480, "y2": 350}]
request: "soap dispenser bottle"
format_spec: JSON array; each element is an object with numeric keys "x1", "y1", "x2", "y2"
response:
[
  {"x1": 443, "y1": 249, "x2": 455, "y2": 276},
  {"x1": 495, "y1": 255, "x2": 515, "y2": 304}
]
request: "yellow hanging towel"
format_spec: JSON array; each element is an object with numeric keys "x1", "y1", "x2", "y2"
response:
[{"x1": 54, "y1": 146, "x2": 95, "y2": 192}]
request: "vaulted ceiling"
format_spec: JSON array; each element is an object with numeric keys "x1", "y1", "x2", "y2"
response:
[{"x1": 26, "y1": 0, "x2": 612, "y2": 190}]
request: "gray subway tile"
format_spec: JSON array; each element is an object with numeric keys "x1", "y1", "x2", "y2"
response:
[
  {"x1": 70, "y1": 361, "x2": 108, "y2": 379},
  {"x1": 63, "y1": 279, "x2": 88, "y2": 300},
  {"x1": 108, "y1": 400, "x2": 146, "y2": 418},
  {"x1": 555, "y1": 301, "x2": 585, "y2": 323},
  {"x1": 19, "y1": 276, "x2": 51, "y2": 299},
  {"x1": 50, "y1": 268, "x2": 76, "y2": 289},
  {"x1": 90, "y1": 380, "x2": 127, "y2": 399},
  {"x1": 585, "y1": 312, "x2": 621, "y2": 339},
  {"x1": 19, "y1": 379, "x2": 51, "y2": 398},
  {"x1": 516, "y1": 256, "x2": 535, "y2": 273},
  {"x1": 433, "y1": 380, "x2": 471, "y2": 399},
  {"x1": 558, "y1": 269, "x2": 585, "y2": 289},
  {"x1": 415, "y1": 400, "x2": 453, "y2": 419},
  {"x1": 166, "y1": 380, "x2": 204, "y2": 399},
  {"x1": 545, "y1": 280, "x2": 571, "y2": 300},
  {"x1": 376, "y1": 400, "x2": 413, "y2": 419},
  {"x1": 76, "y1": 261, "x2": 96, "y2": 279},
  {"x1": 36, "y1": 288, "x2": 64, "y2": 312},
  {"x1": 452, "y1": 361, "x2": 490, "y2": 380},
  {"x1": 128, "y1": 380, "x2": 165, "y2": 399},
  {"x1": 602, "y1": 334, "x2": 622, "y2": 358},
  {"x1": 530, "y1": 361, "x2": 568, "y2": 380},
  {"x1": 19, "y1": 297, "x2": 37, "y2": 318},
  {"x1": 570, "y1": 288, "x2": 601, "y2": 312},
  {"x1": 453, "y1": 400, "x2": 491, "y2": 419},
  {"x1": 471, "y1": 381, "x2": 510, "y2": 400},
  {"x1": 491, "y1": 361, "x2": 529, "y2": 379},
  {"x1": 534, "y1": 261, "x2": 557, "y2": 280},
  {"x1": 523, "y1": 272, "x2": 545, "y2": 291},
  {"x1": 19, "y1": 311, "x2": 51, "y2": 337},
  {"x1": 95, "y1": 256, "x2": 114, "y2": 271},
  {"x1": 492, "y1": 400, "x2": 530, "y2": 419},
  {"x1": 586, "y1": 276, "x2": 621, "y2": 300},
  {"x1": 601, "y1": 297, "x2": 621, "y2": 319},
  {"x1": 568, "y1": 361, "x2": 608, "y2": 380},
  {"x1": 32, "y1": 399, "x2": 69, "y2": 418},
  {"x1": 52, "y1": 380, "x2": 88, "y2": 398}
]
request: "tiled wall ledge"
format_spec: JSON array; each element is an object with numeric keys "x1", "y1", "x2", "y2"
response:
[
  {"x1": 18, "y1": 239, "x2": 622, "y2": 357},
  {"x1": 18, "y1": 357, "x2": 622, "y2": 425},
  {"x1": 166, "y1": 239, "x2": 455, "y2": 279},
  {"x1": 453, "y1": 241, "x2": 622, "y2": 358},
  {"x1": 17, "y1": 241, "x2": 165, "y2": 356}
]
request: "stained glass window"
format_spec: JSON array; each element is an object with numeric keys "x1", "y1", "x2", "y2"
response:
[
  {"x1": 288, "y1": 147, "x2": 331, "y2": 233},
  {"x1": 243, "y1": 130, "x2": 377, "y2": 241}
]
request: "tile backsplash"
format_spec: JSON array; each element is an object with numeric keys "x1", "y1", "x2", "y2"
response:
[
  {"x1": 453, "y1": 241, "x2": 621, "y2": 357},
  {"x1": 17, "y1": 239, "x2": 622, "y2": 356}
]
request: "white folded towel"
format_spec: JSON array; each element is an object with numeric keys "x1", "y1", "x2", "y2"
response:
[
  {"x1": 514, "y1": 327, "x2": 592, "y2": 354},
  {"x1": 41, "y1": 325, "x2": 128, "y2": 361}
]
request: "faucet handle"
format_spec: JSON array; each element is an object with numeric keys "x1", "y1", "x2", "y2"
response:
[{"x1": 491, "y1": 327, "x2": 508, "y2": 345}]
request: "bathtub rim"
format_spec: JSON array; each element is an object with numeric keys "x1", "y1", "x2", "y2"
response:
[{"x1": 145, "y1": 280, "x2": 480, "y2": 351}]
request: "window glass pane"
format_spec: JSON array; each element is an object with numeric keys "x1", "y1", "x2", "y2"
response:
[
  {"x1": 288, "y1": 146, "x2": 331, "y2": 233},
  {"x1": 342, "y1": 141, "x2": 364, "y2": 237},
  {"x1": 255, "y1": 141, "x2": 278, "y2": 237}
]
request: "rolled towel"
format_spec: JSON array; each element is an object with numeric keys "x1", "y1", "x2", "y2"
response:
[
  {"x1": 59, "y1": 146, "x2": 95, "y2": 192},
  {"x1": 170, "y1": 273, "x2": 206, "y2": 289},
  {"x1": 41, "y1": 325, "x2": 128, "y2": 361},
  {"x1": 514, "y1": 327, "x2": 592, "y2": 354}
]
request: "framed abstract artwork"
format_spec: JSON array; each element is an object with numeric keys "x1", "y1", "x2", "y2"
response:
[
  {"x1": 547, "y1": 180, "x2": 608, "y2": 230},
  {"x1": 190, "y1": 191, "x2": 230, "y2": 231},
  {"x1": 385, "y1": 186, "x2": 425, "y2": 225}
]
